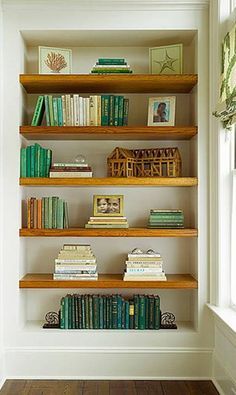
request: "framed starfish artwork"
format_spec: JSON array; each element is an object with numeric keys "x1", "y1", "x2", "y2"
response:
[
  {"x1": 39, "y1": 46, "x2": 72, "y2": 74},
  {"x1": 149, "y1": 44, "x2": 183, "y2": 74}
]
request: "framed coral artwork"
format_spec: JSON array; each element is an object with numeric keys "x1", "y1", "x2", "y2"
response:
[{"x1": 38, "y1": 46, "x2": 72, "y2": 74}]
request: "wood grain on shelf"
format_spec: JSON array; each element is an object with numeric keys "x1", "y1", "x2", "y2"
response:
[
  {"x1": 19, "y1": 74, "x2": 198, "y2": 94},
  {"x1": 19, "y1": 273, "x2": 198, "y2": 289},
  {"x1": 20, "y1": 126, "x2": 198, "y2": 141},
  {"x1": 19, "y1": 228, "x2": 198, "y2": 237},
  {"x1": 19, "y1": 177, "x2": 198, "y2": 187}
]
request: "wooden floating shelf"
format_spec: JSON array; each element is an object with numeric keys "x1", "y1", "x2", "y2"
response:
[
  {"x1": 19, "y1": 273, "x2": 198, "y2": 289},
  {"x1": 20, "y1": 126, "x2": 197, "y2": 141},
  {"x1": 20, "y1": 74, "x2": 198, "y2": 94},
  {"x1": 19, "y1": 228, "x2": 198, "y2": 237},
  {"x1": 19, "y1": 177, "x2": 198, "y2": 187}
]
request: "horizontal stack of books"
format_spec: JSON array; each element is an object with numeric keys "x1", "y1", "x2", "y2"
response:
[
  {"x1": 53, "y1": 244, "x2": 98, "y2": 281},
  {"x1": 27, "y1": 196, "x2": 69, "y2": 229},
  {"x1": 123, "y1": 250, "x2": 166, "y2": 281},
  {"x1": 147, "y1": 209, "x2": 184, "y2": 228},
  {"x1": 91, "y1": 58, "x2": 133, "y2": 74},
  {"x1": 49, "y1": 162, "x2": 92, "y2": 178},
  {"x1": 85, "y1": 216, "x2": 129, "y2": 229},
  {"x1": 59, "y1": 293, "x2": 161, "y2": 330},
  {"x1": 20, "y1": 143, "x2": 52, "y2": 177},
  {"x1": 31, "y1": 94, "x2": 129, "y2": 127}
]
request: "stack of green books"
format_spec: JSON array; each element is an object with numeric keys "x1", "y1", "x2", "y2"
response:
[
  {"x1": 91, "y1": 58, "x2": 133, "y2": 74},
  {"x1": 59, "y1": 293, "x2": 161, "y2": 330},
  {"x1": 20, "y1": 143, "x2": 52, "y2": 177},
  {"x1": 148, "y1": 209, "x2": 184, "y2": 228},
  {"x1": 27, "y1": 196, "x2": 69, "y2": 229}
]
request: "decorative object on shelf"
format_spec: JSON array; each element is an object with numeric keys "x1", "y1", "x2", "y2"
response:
[
  {"x1": 26, "y1": 196, "x2": 69, "y2": 229},
  {"x1": 213, "y1": 23, "x2": 236, "y2": 129},
  {"x1": 148, "y1": 96, "x2": 176, "y2": 126},
  {"x1": 85, "y1": 195, "x2": 128, "y2": 228},
  {"x1": 91, "y1": 58, "x2": 133, "y2": 74},
  {"x1": 161, "y1": 312, "x2": 177, "y2": 329},
  {"x1": 75, "y1": 154, "x2": 87, "y2": 164},
  {"x1": 43, "y1": 311, "x2": 60, "y2": 328},
  {"x1": 149, "y1": 44, "x2": 183, "y2": 74},
  {"x1": 147, "y1": 209, "x2": 184, "y2": 229},
  {"x1": 123, "y1": 248, "x2": 166, "y2": 281},
  {"x1": 107, "y1": 146, "x2": 182, "y2": 177},
  {"x1": 53, "y1": 244, "x2": 98, "y2": 281},
  {"x1": 39, "y1": 46, "x2": 72, "y2": 74},
  {"x1": 20, "y1": 143, "x2": 52, "y2": 178}
]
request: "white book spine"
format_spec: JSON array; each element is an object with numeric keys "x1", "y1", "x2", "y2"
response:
[
  {"x1": 83, "y1": 97, "x2": 86, "y2": 126},
  {"x1": 97, "y1": 95, "x2": 101, "y2": 126},
  {"x1": 70, "y1": 97, "x2": 74, "y2": 126},
  {"x1": 126, "y1": 268, "x2": 164, "y2": 273},
  {"x1": 65, "y1": 94, "x2": 71, "y2": 126},
  {"x1": 73, "y1": 94, "x2": 80, "y2": 126},
  {"x1": 79, "y1": 97, "x2": 84, "y2": 126},
  {"x1": 86, "y1": 97, "x2": 90, "y2": 126}
]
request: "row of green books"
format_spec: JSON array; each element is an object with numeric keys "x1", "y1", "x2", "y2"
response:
[
  {"x1": 27, "y1": 197, "x2": 69, "y2": 229},
  {"x1": 59, "y1": 293, "x2": 161, "y2": 330},
  {"x1": 20, "y1": 143, "x2": 52, "y2": 178},
  {"x1": 31, "y1": 94, "x2": 129, "y2": 127},
  {"x1": 148, "y1": 209, "x2": 184, "y2": 229},
  {"x1": 91, "y1": 58, "x2": 133, "y2": 74}
]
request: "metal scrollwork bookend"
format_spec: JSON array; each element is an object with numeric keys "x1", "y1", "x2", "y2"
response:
[
  {"x1": 43, "y1": 311, "x2": 60, "y2": 329},
  {"x1": 161, "y1": 312, "x2": 177, "y2": 329}
]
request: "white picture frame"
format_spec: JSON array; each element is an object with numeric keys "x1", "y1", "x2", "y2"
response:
[
  {"x1": 38, "y1": 46, "x2": 72, "y2": 74},
  {"x1": 148, "y1": 96, "x2": 176, "y2": 126}
]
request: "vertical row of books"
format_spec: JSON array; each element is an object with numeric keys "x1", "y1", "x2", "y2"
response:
[
  {"x1": 27, "y1": 197, "x2": 69, "y2": 229},
  {"x1": 20, "y1": 143, "x2": 52, "y2": 177},
  {"x1": 31, "y1": 94, "x2": 129, "y2": 127},
  {"x1": 59, "y1": 293, "x2": 161, "y2": 330}
]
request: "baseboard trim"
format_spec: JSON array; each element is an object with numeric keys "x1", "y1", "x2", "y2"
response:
[{"x1": 213, "y1": 354, "x2": 236, "y2": 395}]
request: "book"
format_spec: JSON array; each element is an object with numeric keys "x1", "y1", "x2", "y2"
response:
[
  {"x1": 123, "y1": 274, "x2": 167, "y2": 281},
  {"x1": 31, "y1": 96, "x2": 45, "y2": 126},
  {"x1": 128, "y1": 253, "x2": 161, "y2": 258},
  {"x1": 49, "y1": 171, "x2": 92, "y2": 178},
  {"x1": 96, "y1": 58, "x2": 127, "y2": 65},
  {"x1": 85, "y1": 223, "x2": 129, "y2": 228}
]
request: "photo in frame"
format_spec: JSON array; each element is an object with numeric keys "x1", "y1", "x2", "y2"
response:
[
  {"x1": 93, "y1": 195, "x2": 124, "y2": 217},
  {"x1": 148, "y1": 96, "x2": 176, "y2": 126},
  {"x1": 149, "y1": 44, "x2": 183, "y2": 74},
  {"x1": 38, "y1": 46, "x2": 72, "y2": 74}
]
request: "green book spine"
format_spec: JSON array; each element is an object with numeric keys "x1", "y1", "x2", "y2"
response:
[
  {"x1": 129, "y1": 300, "x2": 134, "y2": 329},
  {"x1": 53, "y1": 97, "x2": 59, "y2": 126},
  {"x1": 42, "y1": 148, "x2": 47, "y2": 177},
  {"x1": 78, "y1": 295, "x2": 82, "y2": 329},
  {"x1": 34, "y1": 143, "x2": 40, "y2": 177},
  {"x1": 114, "y1": 96, "x2": 119, "y2": 126},
  {"x1": 31, "y1": 95, "x2": 45, "y2": 126},
  {"x1": 68, "y1": 295, "x2": 72, "y2": 329},
  {"x1": 85, "y1": 295, "x2": 89, "y2": 329},
  {"x1": 56, "y1": 199, "x2": 64, "y2": 229},
  {"x1": 71, "y1": 295, "x2": 76, "y2": 329},
  {"x1": 118, "y1": 96, "x2": 124, "y2": 126},
  {"x1": 44, "y1": 95, "x2": 50, "y2": 126},
  {"x1": 48, "y1": 197, "x2": 53, "y2": 229},
  {"x1": 154, "y1": 295, "x2": 161, "y2": 329},
  {"x1": 48, "y1": 95, "x2": 54, "y2": 126},
  {"x1": 97, "y1": 58, "x2": 126, "y2": 65},
  {"x1": 30, "y1": 145, "x2": 35, "y2": 177},
  {"x1": 63, "y1": 201, "x2": 69, "y2": 229},
  {"x1": 93, "y1": 295, "x2": 99, "y2": 329},
  {"x1": 81, "y1": 295, "x2": 86, "y2": 329},
  {"x1": 64, "y1": 296, "x2": 69, "y2": 329},
  {"x1": 123, "y1": 98, "x2": 129, "y2": 126},
  {"x1": 139, "y1": 295, "x2": 145, "y2": 330},
  {"x1": 121, "y1": 299, "x2": 126, "y2": 329},
  {"x1": 57, "y1": 97, "x2": 63, "y2": 126},
  {"x1": 109, "y1": 95, "x2": 114, "y2": 126},
  {"x1": 112, "y1": 295, "x2": 118, "y2": 329},
  {"x1": 89, "y1": 295, "x2": 93, "y2": 329},
  {"x1": 103, "y1": 296, "x2": 107, "y2": 329},
  {"x1": 109, "y1": 296, "x2": 113, "y2": 329},
  {"x1": 145, "y1": 296, "x2": 149, "y2": 329},
  {"x1": 60, "y1": 297, "x2": 65, "y2": 329},
  {"x1": 148, "y1": 296, "x2": 155, "y2": 330},
  {"x1": 44, "y1": 197, "x2": 49, "y2": 229},
  {"x1": 26, "y1": 146, "x2": 31, "y2": 177},
  {"x1": 39, "y1": 147, "x2": 44, "y2": 177},
  {"x1": 52, "y1": 196, "x2": 58, "y2": 229},
  {"x1": 46, "y1": 149, "x2": 52, "y2": 177},
  {"x1": 134, "y1": 295, "x2": 139, "y2": 330},
  {"x1": 99, "y1": 296, "x2": 104, "y2": 329},
  {"x1": 117, "y1": 295, "x2": 122, "y2": 329},
  {"x1": 101, "y1": 95, "x2": 110, "y2": 126},
  {"x1": 91, "y1": 69, "x2": 132, "y2": 73},
  {"x1": 20, "y1": 148, "x2": 27, "y2": 177},
  {"x1": 41, "y1": 198, "x2": 45, "y2": 228},
  {"x1": 74, "y1": 295, "x2": 79, "y2": 329},
  {"x1": 125, "y1": 301, "x2": 129, "y2": 329},
  {"x1": 106, "y1": 296, "x2": 110, "y2": 329}
]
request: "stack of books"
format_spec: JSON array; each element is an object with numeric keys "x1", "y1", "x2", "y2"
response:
[
  {"x1": 85, "y1": 216, "x2": 129, "y2": 229},
  {"x1": 27, "y1": 196, "x2": 69, "y2": 229},
  {"x1": 147, "y1": 209, "x2": 184, "y2": 228},
  {"x1": 59, "y1": 293, "x2": 161, "y2": 330},
  {"x1": 53, "y1": 244, "x2": 98, "y2": 281},
  {"x1": 49, "y1": 162, "x2": 92, "y2": 178},
  {"x1": 20, "y1": 143, "x2": 52, "y2": 177},
  {"x1": 123, "y1": 250, "x2": 166, "y2": 281},
  {"x1": 91, "y1": 58, "x2": 133, "y2": 74}
]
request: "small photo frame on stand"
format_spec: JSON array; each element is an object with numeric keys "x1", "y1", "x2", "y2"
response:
[{"x1": 148, "y1": 96, "x2": 176, "y2": 126}]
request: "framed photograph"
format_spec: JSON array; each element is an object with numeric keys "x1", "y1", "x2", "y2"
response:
[
  {"x1": 93, "y1": 195, "x2": 124, "y2": 217},
  {"x1": 38, "y1": 46, "x2": 72, "y2": 74},
  {"x1": 149, "y1": 44, "x2": 183, "y2": 74},
  {"x1": 148, "y1": 96, "x2": 176, "y2": 126}
]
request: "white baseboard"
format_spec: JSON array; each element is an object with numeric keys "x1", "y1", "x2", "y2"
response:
[
  {"x1": 5, "y1": 348, "x2": 213, "y2": 379},
  {"x1": 213, "y1": 354, "x2": 236, "y2": 395}
]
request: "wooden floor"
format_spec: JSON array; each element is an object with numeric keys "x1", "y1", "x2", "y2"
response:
[{"x1": 0, "y1": 380, "x2": 219, "y2": 394}]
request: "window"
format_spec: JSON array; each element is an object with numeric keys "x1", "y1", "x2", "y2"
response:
[{"x1": 231, "y1": 127, "x2": 236, "y2": 307}]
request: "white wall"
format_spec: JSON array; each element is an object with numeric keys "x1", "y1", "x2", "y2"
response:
[{"x1": 1, "y1": 0, "x2": 213, "y2": 380}]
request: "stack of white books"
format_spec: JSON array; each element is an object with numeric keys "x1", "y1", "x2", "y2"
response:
[
  {"x1": 123, "y1": 250, "x2": 167, "y2": 281},
  {"x1": 53, "y1": 244, "x2": 98, "y2": 280}
]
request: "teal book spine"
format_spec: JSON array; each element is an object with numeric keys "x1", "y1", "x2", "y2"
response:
[
  {"x1": 44, "y1": 197, "x2": 49, "y2": 229},
  {"x1": 52, "y1": 196, "x2": 58, "y2": 229},
  {"x1": 103, "y1": 296, "x2": 107, "y2": 329},
  {"x1": 121, "y1": 299, "x2": 126, "y2": 329},
  {"x1": 30, "y1": 145, "x2": 35, "y2": 177},
  {"x1": 44, "y1": 95, "x2": 50, "y2": 126},
  {"x1": 117, "y1": 295, "x2": 122, "y2": 329},
  {"x1": 89, "y1": 295, "x2": 93, "y2": 329},
  {"x1": 109, "y1": 95, "x2": 114, "y2": 126},
  {"x1": 154, "y1": 295, "x2": 161, "y2": 329},
  {"x1": 85, "y1": 295, "x2": 89, "y2": 329},
  {"x1": 134, "y1": 295, "x2": 139, "y2": 330},
  {"x1": 118, "y1": 96, "x2": 124, "y2": 126},
  {"x1": 39, "y1": 147, "x2": 44, "y2": 177},
  {"x1": 53, "y1": 97, "x2": 59, "y2": 126},
  {"x1": 20, "y1": 148, "x2": 27, "y2": 177},
  {"x1": 60, "y1": 297, "x2": 65, "y2": 329},
  {"x1": 139, "y1": 295, "x2": 145, "y2": 330},
  {"x1": 99, "y1": 296, "x2": 103, "y2": 329},
  {"x1": 48, "y1": 95, "x2": 54, "y2": 126},
  {"x1": 42, "y1": 148, "x2": 47, "y2": 177},
  {"x1": 78, "y1": 295, "x2": 82, "y2": 329},
  {"x1": 34, "y1": 143, "x2": 40, "y2": 177},
  {"x1": 74, "y1": 295, "x2": 79, "y2": 329},
  {"x1": 26, "y1": 146, "x2": 31, "y2": 177},
  {"x1": 93, "y1": 295, "x2": 99, "y2": 329},
  {"x1": 48, "y1": 197, "x2": 53, "y2": 229},
  {"x1": 81, "y1": 295, "x2": 86, "y2": 329},
  {"x1": 129, "y1": 300, "x2": 134, "y2": 329},
  {"x1": 64, "y1": 296, "x2": 69, "y2": 329},
  {"x1": 112, "y1": 295, "x2": 118, "y2": 329},
  {"x1": 125, "y1": 301, "x2": 129, "y2": 329},
  {"x1": 31, "y1": 95, "x2": 45, "y2": 126},
  {"x1": 148, "y1": 296, "x2": 155, "y2": 330},
  {"x1": 72, "y1": 295, "x2": 76, "y2": 329},
  {"x1": 68, "y1": 295, "x2": 72, "y2": 329},
  {"x1": 97, "y1": 58, "x2": 126, "y2": 65},
  {"x1": 123, "y1": 98, "x2": 129, "y2": 126},
  {"x1": 45, "y1": 149, "x2": 52, "y2": 177},
  {"x1": 101, "y1": 95, "x2": 109, "y2": 126},
  {"x1": 106, "y1": 296, "x2": 110, "y2": 329},
  {"x1": 57, "y1": 97, "x2": 63, "y2": 126},
  {"x1": 114, "y1": 96, "x2": 119, "y2": 126},
  {"x1": 145, "y1": 296, "x2": 149, "y2": 329},
  {"x1": 63, "y1": 201, "x2": 69, "y2": 229}
]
